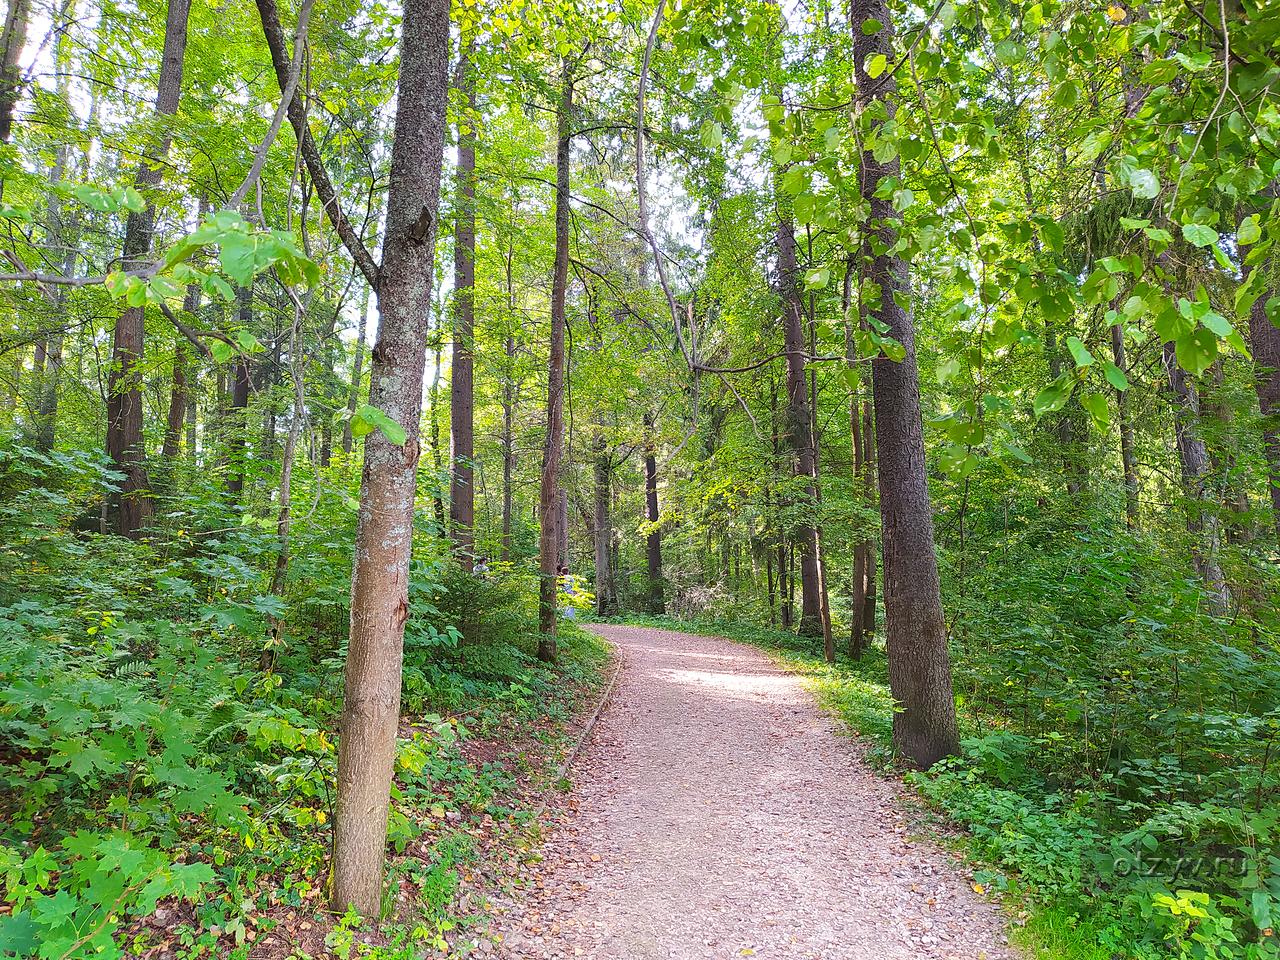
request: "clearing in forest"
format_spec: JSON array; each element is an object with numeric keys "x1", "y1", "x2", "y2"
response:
[{"x1": 492, "y1": 624, "x2": 1016, "y2": 960}]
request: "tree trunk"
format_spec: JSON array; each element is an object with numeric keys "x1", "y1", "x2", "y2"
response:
[
  {"x1": 593, "y1": 437, "x2": 617, "y2": 615},
  {"x1": 1245, "y1": 258, "x2": 1280, "y2": 542},
  {"x1": 1110, "y1": 317, "x2": 1139, "y2": 529},
  {"x1": 225, "y1": 285, "x2": 253, "y2": 499},
  {"x1": 428, "y1": 331, "x2": 446, "y2": 530},
  {"x1": 537, "y1": 65, "x2": 573, "y2": 659},
  {"x1": 33, "y1": 145, "x2": 78, "y2": 452},
  {"x1": 501, "y1": 332, "x2": 516, "y2": 562},
  {"x1": 449, "y1": 39, "x2": 477, "y2": 569},
  {"x1": 0, "y1": 0, "x2": 29, "y2": 148},
  {"x1": 643, "y1": 411, "x2": 664, "y2": 615},
  {"x1": 854, "y1": 0, "x2": 958, "y2": 767},
  {"x1": 341, "y1": 286, "x2": 371, "y2": 457},
  {"x1": 106, "y1": 0, "x2": 191, "y2": 536},
  {"x1": 1162, "y1": 341, "x2": 1232, "y2": 612},
  {"x1": 163, "y1": 280, "x2": 200, "y2": 459},
  {"x1": 331, "y1": 0, "x2": 448, "y2": 917},
  {"x1": 777, "y1": 220, "x2": 823, "y2": 638}
]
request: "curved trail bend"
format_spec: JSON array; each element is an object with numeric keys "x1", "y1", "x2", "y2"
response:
[{"x1": 492, "y1": 624, "x2": 1015, "y2": 960}]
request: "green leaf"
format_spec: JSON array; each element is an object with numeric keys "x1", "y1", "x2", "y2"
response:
[
  {"x1": 1238, "y1": 215, "x2": 1262, "y2": 246},
  {"x1": 210, "y1": 340, "x2": 234, "y2": 364},
  {"x1": 1103, "y1": 360, "x2": 1129, "y2": 391},
  {"x1": 892, "y1": 187, "x2": 914, "y2": 212},
  {"x1": 1129, "y1": 169, "x2": 1159, "y2": 199},
  {"x1": 1080, "y1": 392, "x2": 1110, "y2": 429},
  {"x1": 1175, "y1": 328, "x2": 1218, "y2": 376},
  {"x1": 1181, "y1": 223, "x2": 1219, "y2": 248},
  {"x1": 861, "y1": 17, "x2": 883, "y2": 33},
  {"x1": 1033, "y1": 376, "x2": 1073, "y2": 417},
  {"x1": 866, "y1": 53, "x2": 888, "y2": 79},
  {"x1": 219, "y1": 232, "x2": 257, "y2": 286},
  {"x1": 120, "y1": 186, "x2": 146, "y2": 213},
  {"x1": 804, "y1": 266, "x2": 830, "y2": 290},
  {"x1": 700, "y1": 121, "x2": 723, "y2": 150},
  {"x1": 1066, "y1": 336, "x2": 1094, "y2": 368},
  {"x1": 354, "y1": 403, "x2": 407, "y2": 446},
  {"x1": 234, "y1": 330, "x2": 263, "y2": 353}
]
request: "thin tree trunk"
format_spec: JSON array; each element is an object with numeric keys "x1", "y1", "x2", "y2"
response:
[
  {"x1": 501, "y1": 331, "x2": 516, "y2": 562},
  {"x1": 593, "y1": 436, "x2": 617, "y2": 615},
  {"x1": 225, "y1": 284, "x2": 253, "y2": 499},
  {"x1": 341, "y1": 285, "x2": 371, "y2": 457},
  {"x1": 1110, "y1": 318, "x2": 1139, "y2": 528},
  {"x1": 449, "y1": 38, "x2": 477, "y2": 568},
  {"x1": 163, "y1": 280, "x2": 200, "y2": 459},
  {"x1": 106, "y1": 0, "x2": 191, "y2": 536},
  {"x1": 777, "y1": 220, "x2": 823, "y2": 638},
  {"x1": 643, "y1": 411, "x2": 664, "y2": 615},
  {"x1": 537, "y1": 65, "x2": 573, "y2": 658},
  {"x1": 1162, "y1": 341, "x2": 1232, "y2": 612},
  {"x1": 33, "y1": 146, "x2": 78, "y2": 451},
  {"x1": 428, "y1": 331, "x2": 446, "y2": 529},
  {"x1": 854, "y1": 0, "x2": 958, "y2": 766},
  {"x1": 1245, "y1": 257, "x2": 1280, "y2": 542},
  {"x1": 331, "y1": 0, "x2": 448, "y2": 917}
]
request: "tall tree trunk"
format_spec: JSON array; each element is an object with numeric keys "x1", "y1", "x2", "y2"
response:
[
  {"x1": 0, "y1": 0, "x2": 29, "y2": 148},
  {"x1": 225, "y1": 284, "x2": 253, "y2": 499},
  {"x1": 643, "y1": 410, "x2": 664, "y2": 615},
  {"x1": 854, "y1": 0, "x2": 958, "y2": 767},
  {"x1": 537, "y1": 65, "x2": 573, "y2": 659},
  {"x1": 341, "y1": 285, "x2": 371, "y2": 457},
  {"x1": 501, "y1": 331, "x2": 516, "y2": 562},
  {"x1": 1245, "y1": 258, "x2": 1280, "y2": 542},
  {"x1": 106, "y1": 0, "x2": 191, "y2": 536},
  {"x1": 777, "y1": 220, "x2": 823, "y2": 638},
  {"x1": 449, "y1": 38, "x2": 477, "y2": 568},
  {"x1": 163, "y1": 279, "x2": 200, "y2": 459},
  {"x1": 1162, "y1": 341, "x2": 1232, "y2": 612},
  {"x1": 1110, "y1": 317, "x2": 1139, "y2": 528},
  {"x1": 33, "y1": 146, "x2": 78, "y2": 451},
  {"x1": 331, "y1": 0, "x2": 448, "y2": 917},
  {"x1": 428, "y1": 331, "x2": 446, "y2": 529},
  {"x1": 593, "y1": 436, "x2": 617, "y2": 615}
]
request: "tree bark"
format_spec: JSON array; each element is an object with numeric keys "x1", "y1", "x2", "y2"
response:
[
  {"x1": 854, "y1": 0, "x2": 958, "y2": 766},
  {"x1": 643, "y1": 411, "x2": 664, "y2": 614},
  {"x1": 1162, "y1": 341, "x2": 1232, "y2": 613},
  {"x1": 449, "y1": 39, "x2": 477, "y2": 568},
  {"x1": 225, "y1": 284, "x2": 253, "y2": 499},
  {"x1": 0, "y1": 0, "x2": 29, "y2": 147},
  {"x1": 331, "y1": 0, "x2": 449, "y2": 918},
  {"x1": 777, "y1": 221, "x2": 824, "y2": 638},
  {"x1": 163, "y1": 280, "x2": 201, "y2": 459},
  {"x1": 537, "y1": 65, "x2": 573, "y2": 659},
  {"x1": 106, "y1": 0, "x2": 192, "y2": 536},
  {"x1": 341, "y1": 285, "x2": 371, "y2": 457},
  {"x1": 593, "y1": 436, "x2": 617, "y2": 616},
  {"x1": 1110, "y1": 318, "x2": 1139, "y2": 529},
  {"x1": 1245, "y1": 258, "x2": 1280, "y2": 542}
]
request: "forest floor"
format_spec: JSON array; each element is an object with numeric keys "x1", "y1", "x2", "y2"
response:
[{"x1": 488, "y1": 624, "x2": 1017, "y2": 960}]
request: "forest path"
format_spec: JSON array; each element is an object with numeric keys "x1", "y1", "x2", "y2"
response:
[{"x1": 489, "y1": 624, "x2": 1015, "y2": 960}]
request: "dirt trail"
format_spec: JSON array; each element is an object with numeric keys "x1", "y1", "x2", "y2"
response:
[{"x1": 490, "y1": 625, "x2": 1015, "y2": 960}]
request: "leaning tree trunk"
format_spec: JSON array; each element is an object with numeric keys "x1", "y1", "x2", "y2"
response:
[
  {"x1": 448, "y1": 38, "x2": 477, "y2": 569},
  {"x1": 537, "y1": 65, "x2": 573, "y2": 659},
  {"x1": 854, "y1": 0, "x2": 958, "y2": 767},
  {"x1": 106, "y1": 0, "x2": 192, "y2": 536},
  {"x1": 331, "y1": 0, "x2": 449, "y2": 918},
  {"x1": 777, "y1": 220, "x2": 824, "y2": 638}
]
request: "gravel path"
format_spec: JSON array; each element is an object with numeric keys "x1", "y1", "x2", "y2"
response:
[{"x1": 490, "y1": 625, "x2": 1015, "y2": 960}]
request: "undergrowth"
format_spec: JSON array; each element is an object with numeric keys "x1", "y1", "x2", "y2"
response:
[{"x1": 0, "y1": 439, "x2": 606, "y2": 959}]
